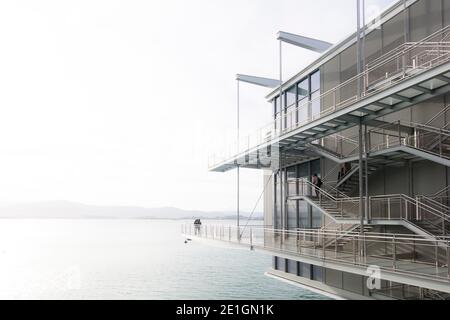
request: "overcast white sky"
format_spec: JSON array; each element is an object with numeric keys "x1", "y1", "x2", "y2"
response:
[{"x1": 0, "y1": 0, "x2": 397, "y2": 212}]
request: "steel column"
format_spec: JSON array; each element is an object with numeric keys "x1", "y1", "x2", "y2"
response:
[{"x1": 237, "y1": 80, "x2": 240, "y2": 233}]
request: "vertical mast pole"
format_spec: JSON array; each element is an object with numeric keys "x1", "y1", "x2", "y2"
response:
[
  {"x1": 237, "y1": 80, "x2": 240, "y2": 232},
  {"x1": 357, "y1": 0, "x2": 365, "y2": 242}
]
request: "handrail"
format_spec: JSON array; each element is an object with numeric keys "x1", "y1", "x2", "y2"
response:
[
  {"x1": 369, "y1": 194, "x2": 450, "y2": 238},
  {"x1": 367, "y1": 24, "x2": 450, "y2": 68},
  {"x1": 312, "y1": 134, "x2": 362, "y2": 159},
  {"x1": 322, "y1": 181, "x2": 353, "y2": 200},
  {"x1": 183, "y1": 224, "x2": 450, "y2": 243},
  {"x1": 182, "y1": 223, "x2": 450, "y2": 283},
  {"x1": 427, "y1": 186, "x2": 450, "y2": 198},
  {"x1": 417, "y1": 195, "x2": 450, "y2": 213},
  {"x1": 425, "y1": 104, "x2": 450, "y2": 126},
  {"x1": 335, "y1": 165, "x2": 360, "y2": 189},
  {"x1": 367, "y1": 120, "x2": 450, "y2": 160},
  {"x1": 297, "y1": 179, "x2": 361, "y2": 220},
  {"x1": 369, "y1": 120, "x2": 450, "y2": 136}
]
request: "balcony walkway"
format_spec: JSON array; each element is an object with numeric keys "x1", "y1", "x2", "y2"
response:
[
  {"x1": 210, "y1": 26, "x2": 450, "y2": 172},
  {"x1": 182, "y1": 224, "x2": 450, "y2": 294}
]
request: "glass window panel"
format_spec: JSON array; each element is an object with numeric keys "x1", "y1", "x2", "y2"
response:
[
  {"x1": 310, "y1": 71, "x2": 320, "y2": 93},
  {"x1": 312, "y1": 266, "x2": 323, "y2": 282},
  {"x1": 311, "y1": 159, "x2": 321, "y2": 178},
  {"x1": 298, "y1": 200, "x2": 310, "y2": 229},
  {"x1": 287, "y1": 166, "x2": 297, "y2": 179},
  {"x1": 286, "y1": 85, "x2": 296, "y2": 108},
  {"x1": 299, "y1": 263, "x2": 311, "y2": 279},
  {"x1": 287, "y1": 201, "x2": 298, "y2": 230},
  {"x1": 275, "y1": 95, "x2": 281, "y2": 114},
  {"x1": 272, "y1": 99, "x2": 277, "y2": 119},
  {"x1": 311, "y1": 91, "x2": 321, "y2": 119},
  {"x1": 297, "y1": 78, "x2": 309, "y2": 101},
  {"x1": 286, "y1": 105, "x2": 296, "y2": 130},
  {"x1": 277, "y1": 258, "x2": 286, "y2": 272},
  {"x1": 297, "y1": 98, "x2": 309, "y2": 125},
  {"x1": 312, "y1": 207, "x2": 323, "y2": 229},
  {"x1": 287, "y1": 260, "x2": 298, "y2": 276},
  {"x1": 275, "y1": 175, "x2": 282, "y2": 229},
  {"x1": 298, "y1": 163, "x2": 309, "y2": 178}
]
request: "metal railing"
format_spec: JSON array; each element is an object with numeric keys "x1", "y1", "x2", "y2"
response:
[
  {"x1": 368, "y1": 120, "x2": 450, "y2": 159},
  {"x1": 288, "y1": 177, "x2": 450, "y2": 237},
  {"x1": 182, "y1": 224, "x2": 450, "y2": 283},
  {"x1": 293, "y1": 179, "x2": 361, "y2": 220},
  {"x1": 315, "y1": 134, "x2": 361, "y2": 160},
  {"x1": 209, "y1": 25, "x2": 450, "y2": 169}
]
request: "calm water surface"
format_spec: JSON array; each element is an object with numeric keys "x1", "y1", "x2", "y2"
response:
[{"x1": 0, "y1": 219, "x2": 327, "y2": 300}]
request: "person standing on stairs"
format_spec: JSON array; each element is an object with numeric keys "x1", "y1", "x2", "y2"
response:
[{"x1": 312, "y1": 174, "x2": 323, "y2": 198}]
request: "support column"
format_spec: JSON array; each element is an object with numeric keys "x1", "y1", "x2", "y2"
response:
[
  {"x1": 365, "y1": 124, "x2": 369, "y2": 222},
  {"x1": 279, "y1": 40, "x2": 283, "y2": 135},
  {"x1": 357, "y1": 0, "x2": 365, "y2": 238},
  {"x1": 356, "y1": 0, "x2": 362, "y2": 95},
  {"x1": 359, "y1": 119, "x2": 364, "y2": 234},
  {"x1": 237, "y1": 80, "x2": 240, "y2": 234}
]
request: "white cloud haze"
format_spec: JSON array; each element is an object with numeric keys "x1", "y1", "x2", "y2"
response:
[{"x1": 0, "y1": 0, "x2": 397, "y2": 212}]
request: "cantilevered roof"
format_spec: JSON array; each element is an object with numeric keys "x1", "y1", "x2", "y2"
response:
[
  {"x1": 277, "y1": 31, "x2": 333, "y2": 53},
  {"x1": 266, "y1": 0, "x2": 419, "y2": 101},
  {"x1": 236, "y1": 74, "x2": 281, "y2": 88}
]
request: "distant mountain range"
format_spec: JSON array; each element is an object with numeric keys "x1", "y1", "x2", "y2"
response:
[{"x1": 0, "y1": 201, "x2": 263, "y2": 220}]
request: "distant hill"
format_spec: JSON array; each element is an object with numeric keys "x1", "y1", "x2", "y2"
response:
[{"x1": 0, "y1": 201, "x2": 263, "y2": 220}]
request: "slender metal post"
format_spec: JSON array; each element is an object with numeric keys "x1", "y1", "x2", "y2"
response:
[
  {"x1": 279, "y1": 39, "x2": 283, "y2": 136},
  {"x1": 447, "y1": 244, "x2": 450, "y2": 278},
  {"x1": 335, "y1": 233, "x2": 338, "y2": 258},
  {"x1": 365, "y1": 124, "x2": 369, "y2": 223},
  {"x1": 361, "y1": 0, "x2": 366, "y2": 95},
  {"x1": 322, "y1": 232, "x2": 326, "y2": 258},
  {"x1": 356, "y1": 0, "x2": 362, "y2": 97},
  {"x1": 359, "y1": 120, "x2": 365, "y2": 240},
  {"x1": 237, "y1": 80, "x2": 240, "y2": 234},
  {"x1": 434, "y1": 241, "x2": 439, "y2": 268},
  {"x1": 392, "y1": 236, "x2": 397, "y2": 270}
]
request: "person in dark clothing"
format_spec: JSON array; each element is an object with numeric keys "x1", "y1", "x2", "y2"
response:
[
  {"x1": 312, "y1": 174, "x2": 323, "y2": 197},
  {"x1": 194, "y1": 219, "x2": 202, "y2": 235}
]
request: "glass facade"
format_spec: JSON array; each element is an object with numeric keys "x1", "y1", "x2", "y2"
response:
[
  {"x1": 272, "y1": 0, "x2": 450, "y2": 120},
  {"x1": 285, "y1": 85, "x2": 297, "y2": 130},
  {"x1": 268, "y1": 0, "x2": 450, "y2": 291},
  {"x1": 274, "y1": 159, "x2": 323, "y2": 232},
  {"x1": 272, "y1": 70, "x2": 320, "y2": 127},
  {"x1": 274, "y1": 257, "x2": 324, "y2": 284}
]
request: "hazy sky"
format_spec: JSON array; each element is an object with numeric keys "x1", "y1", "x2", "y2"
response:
[{"x1": 0, "y1": 0, "x2": 397, "y2": 212}]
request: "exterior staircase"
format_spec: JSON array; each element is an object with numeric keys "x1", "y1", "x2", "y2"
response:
[
  {"x1": 337, "y1": 165, "x2": 380, "y2": 194},
  {"x1": 292, "y1": 180, "x2": 450, "y2": 241}
]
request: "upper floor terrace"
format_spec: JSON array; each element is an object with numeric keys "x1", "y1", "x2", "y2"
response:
[{"x1": 209, "y1": 24, "x2": 450, "y2": 173}]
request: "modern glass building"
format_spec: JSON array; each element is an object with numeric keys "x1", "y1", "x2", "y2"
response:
[{"x1": 184, "y1": 0, "x2": 450, "y2": 300}]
